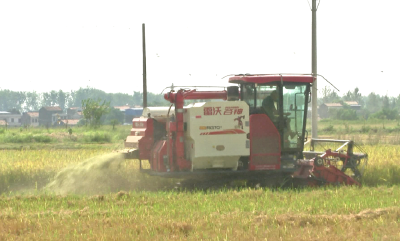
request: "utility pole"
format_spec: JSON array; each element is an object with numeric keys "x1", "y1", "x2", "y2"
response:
[
  {"x1": 311, "y1": 0, "x2": 318, "y2": 138},
  {"x1": 142, "y1": 23, "x2": 148, "y2": 109}
]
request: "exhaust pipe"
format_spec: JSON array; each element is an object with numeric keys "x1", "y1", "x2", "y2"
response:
[{"x1": 142, "y1": 23, "x2": 147, "y2": 108}]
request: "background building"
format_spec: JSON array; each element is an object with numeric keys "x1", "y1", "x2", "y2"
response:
[
  {"x1": 21, "y1": 112, "x2": 39, "y2": 127},
  {"x1": 39, "y1": 106, "x2": 63, "y2": 126}
]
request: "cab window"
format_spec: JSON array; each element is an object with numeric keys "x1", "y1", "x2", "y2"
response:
[
  {"x1": 242, "y1": 84, "x2": 255, "y2": 108},
  {"x1": 257, "y1": 85, "x2": 278, "y2": 119},
  {"x1": 282, "y1": 84, "x2": 307, "y2": 148}
]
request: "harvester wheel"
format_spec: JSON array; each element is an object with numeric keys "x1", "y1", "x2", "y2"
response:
[
  {"x1": 314, "y1": 156, "x2": 324, "y2": 167},
  {"x1": 341, "y1": 155, "x2": 368, "y2": 182}
]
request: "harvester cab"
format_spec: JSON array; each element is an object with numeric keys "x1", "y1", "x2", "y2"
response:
[
  {"x1": 229, "y1": 74, "x2": 311, "y2": 164},
  {"x1": 124, "y1": 74, "x2": 367, "y2": 187}
]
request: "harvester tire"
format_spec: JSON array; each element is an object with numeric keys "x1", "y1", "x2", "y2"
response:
[{"x1": 314, "y1": 157, "x2": 324, "y2": 167}]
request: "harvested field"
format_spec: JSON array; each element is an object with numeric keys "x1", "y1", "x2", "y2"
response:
[
  {"x1": 0, "y1": 188, "x2": 399, "y2": 240},
  {"x1": 0, "y1": 143, "x2": 399, "y2": 240}
]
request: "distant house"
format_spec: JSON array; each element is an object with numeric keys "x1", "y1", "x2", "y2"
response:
[
  {"x1": 39, "y1": 106, "x2": 63, "y2": 126},
  {"x1": 67, "y1": 107, "x2": 83, "y2": 120},
  {"x1": 344, "y1": 101, "x2": 362, "y2": 111},
  {"x1": 319, "y1": 101, "x2": 362, "y2": 119},
  {"x1": 113, "y1": 106, "x2": 143, "y2": 124},
  {"x1": 59, "y1": 119, "x2": 80, "y2": 126},
  {"x1": 319, "y1": 103, "x2": 343, "y2": 119},
  {"x1": 0, "y1": 111, "x2": 22, "y2": 127},
  {"x1": 21, "y1": 112, "x2": 39, "y2": 127},
  {"x1": 113, "y1": 106, "x2": 132, "y2": 111},
  {"x1": 52, "y1": 113, "x2": 68, "y2": 125}
]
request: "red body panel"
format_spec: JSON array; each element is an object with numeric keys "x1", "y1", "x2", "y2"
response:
[
  {"x1": 149, "y1": 140, "x2": 167, "y2": 172},
  {"x1": 249, "y1": 114, "x2": 281, "y2": 170},
  {"x1": 130, "y1": 118, "x2": 148, "y2": 136},
  {"x1": 130, "y1": 118, "x2": 154, "y2": 160}
]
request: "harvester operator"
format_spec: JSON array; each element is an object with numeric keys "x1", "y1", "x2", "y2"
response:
[
  {"x1": 262, "y1": 90, "x2": 297, "y2": 146},
  {"x1": 262, "y1": 90, "x2": 278, "y2": 121}
]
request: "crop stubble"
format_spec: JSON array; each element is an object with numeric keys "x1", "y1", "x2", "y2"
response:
[{"x1": 0, "y1": 145, "x2": 399, "y2": 240}]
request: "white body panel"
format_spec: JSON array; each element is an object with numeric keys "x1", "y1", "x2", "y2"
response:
[
  {"x1": 183, "y1": 101, "x2": 250, "y2": 170},
  {"x1": 142, "y1": 107, "x2": 175, "y2": 118}
]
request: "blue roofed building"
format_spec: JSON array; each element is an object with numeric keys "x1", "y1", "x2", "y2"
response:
[{"x1": 124, "y1": 108, "x2": 143, "y2": 124}]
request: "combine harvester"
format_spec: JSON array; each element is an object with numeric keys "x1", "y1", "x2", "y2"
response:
[{"x1": 124, "y1": 74, "x2": 368, "y2": 188}]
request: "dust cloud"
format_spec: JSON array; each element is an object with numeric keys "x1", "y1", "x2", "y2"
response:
[
  {"x1": 44, "y1": 152, "x2": 256, "y2": 195},
  {"x1": 45, "y1": 152, "x2": 135, "y2": 195}
]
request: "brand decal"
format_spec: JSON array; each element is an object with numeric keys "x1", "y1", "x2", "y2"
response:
[
  {"x1": 200, "y1": 129, "x2": 246, "y2": 135},
  {"x1": 199, "y1": 126, "x2": 222, "y2": 130},
  {"x1": 204, "y1": 106, "x2": 243, "y2": 116}
]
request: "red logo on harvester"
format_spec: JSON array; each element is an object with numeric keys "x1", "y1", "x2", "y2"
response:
[
  {"x1": 224, "y1": 107, "x2": 243, "y2": 115},
  {"x1": 204, "y1": 107, "x2": 222, "y2": 115},
  {"x1": 234, "y1": 115, "x2": 245, "y2": 129},
  {"x1": 204, "y1": 106, "x2": 243, "y2": 116}
]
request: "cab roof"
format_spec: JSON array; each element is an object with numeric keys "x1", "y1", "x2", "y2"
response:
[{"x1": 228, "y1": 74, "x2": 314, "y2": 84}]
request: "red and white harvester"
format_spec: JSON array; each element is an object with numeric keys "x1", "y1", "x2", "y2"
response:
[{"x1": 124, "y1": 74, "x2": 368, "y2": 188}]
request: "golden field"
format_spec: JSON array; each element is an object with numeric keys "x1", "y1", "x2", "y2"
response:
[
  {"x1": 0, "y1": 145, "x2": 399, "y2": 240},
  {"x1": 0, "y1": 123, "x2": 399, "y2": 240}
]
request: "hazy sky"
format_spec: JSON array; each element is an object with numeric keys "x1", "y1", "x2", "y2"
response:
[{"x1": 0, "y1": 0, "x2": 399, "y2": 97}]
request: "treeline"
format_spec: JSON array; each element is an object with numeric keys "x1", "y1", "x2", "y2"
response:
[
  {"x1": 2, "y1": 86, "x2": 398, "y2": 121},
  {"x1": 0, "y1": 87, "x2": 167, "y2": 112},
  {"x1": 319, "y1": 86, "x2": 400, "y2": 120}
]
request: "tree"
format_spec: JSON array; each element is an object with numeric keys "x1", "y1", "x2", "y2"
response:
[
  {"x1": 147, "y1": 92, "x2": 168, "y2": 106},
  {"x1": 352, "y1": 87, "x2": 362, "y2": 104},
  {"x1": 0, "y1": 90, "x2": 26, "y2": 112},
  {"x1": 109, "y1": 119, "x2": 119, "y2": 130},
  {"x1": 58, "y1": 90, "x2": 67, "y2": 110},
  {"x1": 320, "y1": 86, "x2": 340, "y2": 104},
  {"x1": 342, "y1": 87, "x2": 362, "y2": 104},
  {"x1": 41, "y1": 90, "x2": 58, "y2": 106},
  {"x1": 132, "y1": 91, "x2": 143, "y2": 106},
  {"x1": 371, "y1": 108, "x2": 398, "y2": 120},
  {"x1": 328, "y1": 103, "x2": 358, "y2": 120},
  {"x1": 70, "y1": 87, "x2": 109, "y2": 107},
  {"x1": 390, "y1": 96, "x2": 396, "y2": 109},
  {"x1": 25, "y1": 91, "x2": 40, "y2": 111},
  {"x1": 110, "y1": 93, "x2": 136, "y2": 106},
  {"x1": 366, "y1": 92, "x2": 382, "y2": 113},
  {"x1": 81, "y1": 98, "x2": 111, "y2": 127},
  {"x1": 320, "y1": 86, "x2": 332, "y2": 98},
  {"x1": 382, "y1": 95, "x2": 390, "y2": 110},
  {"x1": 102, "y1": 107, "x2": 125, "y2": 124},
  {"x1": 343, "y1": 90, "x2": 352, "y2": 101}
]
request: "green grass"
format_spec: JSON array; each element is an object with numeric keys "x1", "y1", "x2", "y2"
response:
[
  {"x1": 309, "y1": 118, "x2": 400, "y2": 135},
  {"x1": 0, "y1": 125, "x2": 131, "y2": 147},
  {"x1": 2, "y1": 119, "x2": 400, "y2": 147},
  {"x1": 306, "y1": 119, "x2": 400, "y2": 145}
]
